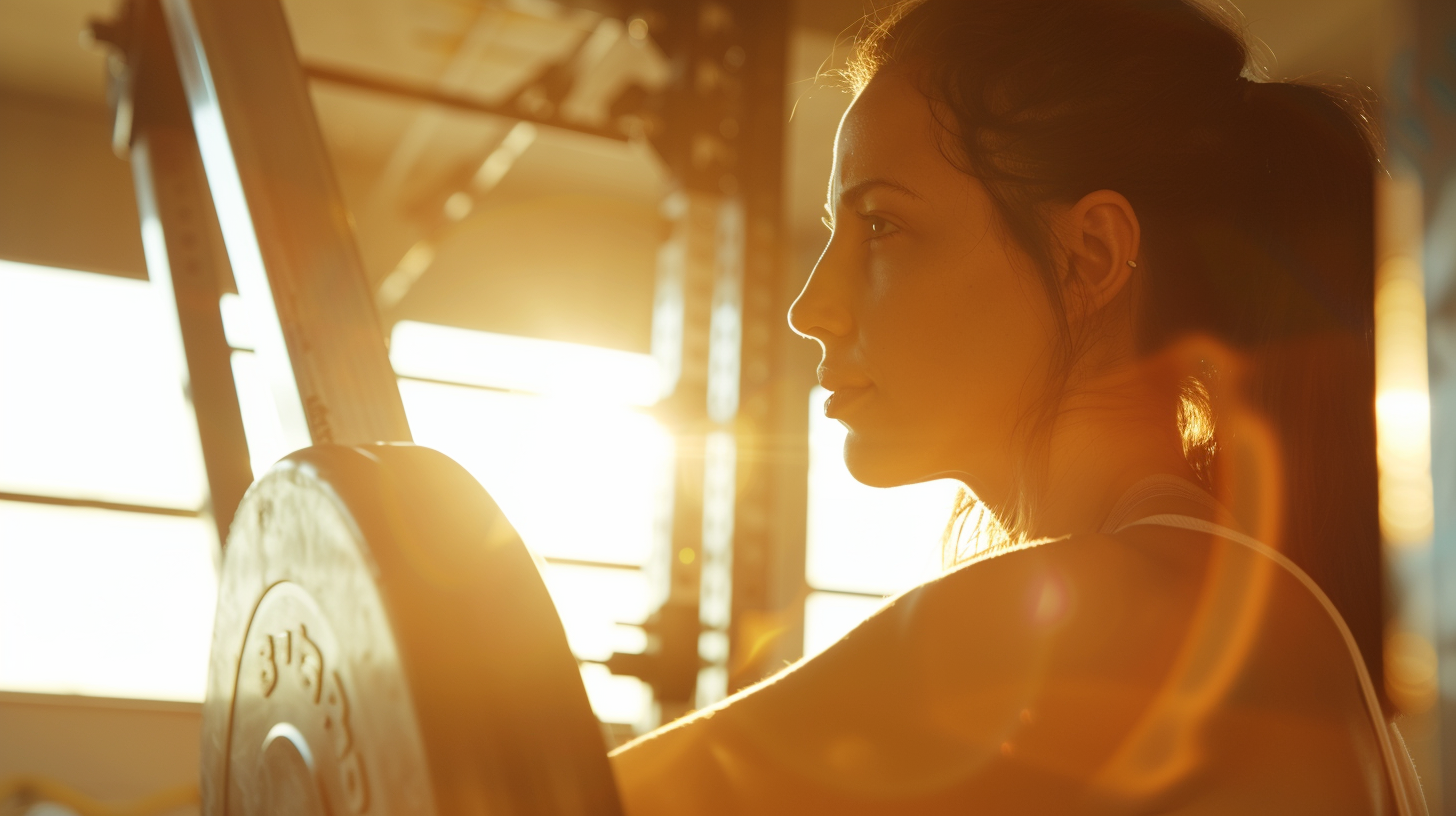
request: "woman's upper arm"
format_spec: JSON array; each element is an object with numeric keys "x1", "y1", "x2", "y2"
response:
[{"x1": 608, "y1": 544, "x2": 1108, "y2": 815}]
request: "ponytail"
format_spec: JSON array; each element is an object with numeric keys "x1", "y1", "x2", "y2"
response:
[{"x1": 1216, "y1": 78, "x2": 1382, "y2": 703}]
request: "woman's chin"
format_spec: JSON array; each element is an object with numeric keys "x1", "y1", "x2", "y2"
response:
[{"x1": 842, "y1": 432, "x2": 929, "y2": 489}]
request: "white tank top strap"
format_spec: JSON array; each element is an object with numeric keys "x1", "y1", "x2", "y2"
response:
[
  {"x1": 1099, "y1": 474, "x2": 1227, "y2": 534},
  {"x1": 1116, "y1": 513, "x2": 1427, "y2": 816}
]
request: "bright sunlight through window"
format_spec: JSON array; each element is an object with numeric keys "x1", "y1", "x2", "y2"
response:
[
  {"x1": 0, "y1": 261, "x2": 207, "y2": 508},
  {"x1": 803, "y1": 386, "x2": 960, "y2": 658},
  {"x1": 389, "y1": 321, "x2": 672, "y2": 728},
  {"x1": 0, "y1": 502, "x2": 216, "y2": 700},
  {"x1": 0, "y1": 260, "x2": 216, "y2": 702},
  {"x1": 0, "y1": 264, "x2": 965, "y2": 715}
]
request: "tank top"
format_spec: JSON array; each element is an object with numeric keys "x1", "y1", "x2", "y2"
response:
[{"x1": 1102, "y1": 476, "x2": 1426, "y2": 815}]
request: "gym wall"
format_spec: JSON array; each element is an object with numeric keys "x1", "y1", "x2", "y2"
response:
[{"x1": 0, "y1": 88, "x2": 146, "y2": 280}]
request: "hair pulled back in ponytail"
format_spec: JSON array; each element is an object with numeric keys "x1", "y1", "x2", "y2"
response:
[{"x1": 851, "y1": 0, "x2": 1383, "y2": 701}]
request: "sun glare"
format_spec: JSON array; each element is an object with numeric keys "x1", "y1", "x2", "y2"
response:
[
  {"x1": 806, "y1": 387, "x2": 956, "y2": 595},
  {"x1": 0, "y1": 261, "x2": 216, "y2": 702},
  {"x1": 393, "y1": 323, "x2": 673, "y2": 726},
  {"x1": 230, "y1": 349, "x2": 295, "y2": 479},
  {"x1": 0, "y1": 260, "x2": 207, "y2": 509},
  {"x1": 399, "y1": 380, "x2": 673, "y2": 568},
  {"x1": 802, "y1": 387, "x2": 959, "y2": 655},
  {"x1": 1375, "y1": 258, "x2": 1435, "y2": 546},
  {"x1": 391, "y1": 321, "x2": 663, "y2": 407},
  {"x1": 0, "y1": 499, "x2": 216, "y2": 701},
  {"x1": 0, "y1": 261, "x2": 967, "y2": 716}
]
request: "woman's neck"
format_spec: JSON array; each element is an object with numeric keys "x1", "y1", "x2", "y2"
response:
[{"x1": 1011, "y1": 369, "x2": 1205, "y2": 540}]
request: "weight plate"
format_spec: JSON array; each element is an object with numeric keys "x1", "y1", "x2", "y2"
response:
[{"x1": 202, "y1": 444, "x2": 622, "y2": 816}]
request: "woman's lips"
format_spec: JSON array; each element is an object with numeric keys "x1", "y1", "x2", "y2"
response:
[{"x1": 824, "y1": 385, "x2": 873, "y2": 419}]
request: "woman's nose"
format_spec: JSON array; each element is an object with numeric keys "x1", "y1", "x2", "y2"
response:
[{"x1": 788, "y1": 245, "x2": 854, "y2": 343}]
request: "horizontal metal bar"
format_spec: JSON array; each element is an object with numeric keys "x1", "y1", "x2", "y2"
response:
[
  {"x1": 807, "y1": 586, "x2": 891, "y2": 600},
  {"x1": 0, "y1": 495, "x2": 655, "y2": 562},
  {"x1": 394, "y1": 373, "x2": 520, "y2": 395},
  {"x1": 0, "y1": 491, "x2": 203, "y2": 518},
  {"x1": 301, "y1": 62, "x2": 631, "y2": 144},
  {"x1": 393, "y1": 374, "x2": 662, "y2": 419},
  {"x1": 0, "y1": 689, "x2": 203, "y2": 714},
  {"x1": 541, "y1": 556, "x2": 644, "y2": 572}
]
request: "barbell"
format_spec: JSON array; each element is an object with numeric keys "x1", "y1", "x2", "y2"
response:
[{"x1": 202, "y1": 443, "x2": 623, "y2": 816}]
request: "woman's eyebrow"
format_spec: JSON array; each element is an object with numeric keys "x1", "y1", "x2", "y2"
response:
[{"x1": 833, "y1": 177, "x2": 926, "y2": 210}]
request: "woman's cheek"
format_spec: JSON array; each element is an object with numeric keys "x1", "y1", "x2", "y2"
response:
[{"x1": 862, "y1": 251, "x2": 902, "y2": 300}]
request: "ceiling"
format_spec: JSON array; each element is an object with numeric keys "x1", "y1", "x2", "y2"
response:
[
  {"x1": 0, "y1": 0, "x2": 1392, "y2": 351},
  {"x1": 288, "y1": 0, "x2": 672, "y2": 350},
  {"x1": 0, "y1": 0, "x2": 1388, "y2": 107},
  {"x1": 0, "y1": 0, "x2": 678, "y2": 351},
  {"x1": 0, "y1": 0, "x2": 116, "y2": 106}
]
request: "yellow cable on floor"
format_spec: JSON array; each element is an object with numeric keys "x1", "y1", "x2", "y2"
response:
[{"x1": 0, "y1": 776, "x2": 198, "y2": 816}]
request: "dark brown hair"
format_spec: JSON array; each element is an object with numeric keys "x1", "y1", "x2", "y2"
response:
[{"x1": 851, "y1": 0, "x2": 1383, "y2": 699}]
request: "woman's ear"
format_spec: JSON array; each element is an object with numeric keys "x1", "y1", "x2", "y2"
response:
[{"x1": 1060, "y1": 190, "x2": 1141, "y2": 318}]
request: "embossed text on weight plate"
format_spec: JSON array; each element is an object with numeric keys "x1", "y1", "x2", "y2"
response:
[{"x1": 257, "y1": 623, "x2": 370, "y2": 813}]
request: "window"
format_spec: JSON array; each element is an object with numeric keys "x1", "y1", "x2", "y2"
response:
[
  {"x1": 0, "y1": 264, "x2": 958, "y2": 714},
  {"x1": 388, "y1": 320, "x2": 672, "y2": 730},
  {"x1": 221, "y1": 311, "x2": 674, "y2": 729},
  {"x1": 0, "y1": 259, "x2": 216, "y2": 701},
  {"x1": 803, "y1": 386, "x2": 961, "y2": 657}
]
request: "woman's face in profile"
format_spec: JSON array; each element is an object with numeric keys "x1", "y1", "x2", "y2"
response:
[{"x1": 789, "y1": 72, "x2": 1059, "y2": 495}]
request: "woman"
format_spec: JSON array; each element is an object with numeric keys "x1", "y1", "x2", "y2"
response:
[{"x1": 611, "y1": 0, "x2": 1422, "y2": 812}]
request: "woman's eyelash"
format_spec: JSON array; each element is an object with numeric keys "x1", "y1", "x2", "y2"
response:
[
  {"x1": 821, "y1": 212, "x2": 896, "y2": 236},
  {"x1": 860, "y1": 213, "x2": 899, "y2": 237}
]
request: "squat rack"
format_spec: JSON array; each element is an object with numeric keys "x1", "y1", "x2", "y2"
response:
[{"x1": 92, "y1": 0, "x2": 806, "y2": 721}]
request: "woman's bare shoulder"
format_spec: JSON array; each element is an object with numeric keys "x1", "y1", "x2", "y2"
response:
[
  {"x1": 609, "y1": 533, "x2": 1212, "y2": 815},
  {"x1": 908, "y1": 528, "x2": 1211, "y2": 634}
]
